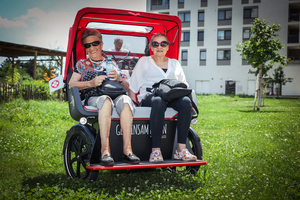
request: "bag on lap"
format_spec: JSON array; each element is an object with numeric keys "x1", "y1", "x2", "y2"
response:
[
  {"x1": 96, "y1": 79, "x2": 126, "y2": 99},
  {"x1": 146, "y1": 79, "x2": 192, "y2": 102},
  {"x1": 83, "y1": 79, "x2": 126, "y2": 105},
  {"x1": 146, "y1": 79, "x2": 199, "y2": 119}
]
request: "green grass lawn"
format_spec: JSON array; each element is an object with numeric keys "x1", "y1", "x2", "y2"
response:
[{"x1": 0, "y1": 95, "x2": 299, "y2": 199}]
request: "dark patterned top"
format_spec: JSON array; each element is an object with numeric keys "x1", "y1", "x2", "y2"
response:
[{"x1": 73, "y1": 59, "x2": 123, "y2": 100}]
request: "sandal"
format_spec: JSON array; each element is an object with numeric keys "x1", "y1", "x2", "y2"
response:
[
  {"x1": 174, "y1": 148, "x2": 197, "y2": 161},
  {"x1": 149, "y1": 150, "x2": 164, "y2": 163}
]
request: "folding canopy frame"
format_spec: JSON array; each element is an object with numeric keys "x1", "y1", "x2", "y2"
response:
[{"x1": 63, "y1": 7, "x2": 182, "y2": 82}]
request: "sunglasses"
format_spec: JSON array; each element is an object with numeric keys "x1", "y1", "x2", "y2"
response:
[
  {"x1": 84, "y1": 41, "x2": 101, "y2": 48},
  {"x1": 151, "y1": 41, "x2": 169, "y2": 48}
]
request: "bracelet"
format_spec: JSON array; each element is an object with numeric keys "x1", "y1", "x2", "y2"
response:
[{"x1": 119, "y1": 78, "x2": 125, "y2": 85}]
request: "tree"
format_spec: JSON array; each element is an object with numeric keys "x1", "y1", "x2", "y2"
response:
[
  {"x1": 0, "y1": 58, "x2": 21, "y2": 84},
  {"x1": 6, "y1": 67, "x2": 21, "y2": 84},
  {"x1": 268, "y1": 65, "x2": 293, "y2": 98},
  {"x1": 0, "y1": 58, "x2": 11, "y2": 82},
  {"x1": 236, "y1": 18, "x2": 288, "y2": 111}
]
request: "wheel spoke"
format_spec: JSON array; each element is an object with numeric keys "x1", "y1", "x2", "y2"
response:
[
  {"x1": 76, "y1": 160, "x2": 81, "y2": 178},
  {"x1": 70, "y1": 157, "x2": 77, "y2": 164},
  {"x1": 79, "y1": 157, "x2": 87, "y2": 168},
  {"x1": 79, "y1": 150, "x2": 89, "y2": 158},
  {"x1": 79, "y1": 136, "x2": 83, "y2": 153},
  {"x1": 71, "y1": 138, "x2": 80, "y2": 154}
]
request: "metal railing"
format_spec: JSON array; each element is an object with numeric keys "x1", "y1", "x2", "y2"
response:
[
  {"x1": 151, "y1": 4, "x2": 169, "y2": 10},
  {"x1": 288, "y1": 56, "x2": 300, "y2": 64}
]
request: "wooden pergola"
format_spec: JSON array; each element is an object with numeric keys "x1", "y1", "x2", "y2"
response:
[{"x1": 0, "y1": 40, "x2": 66, "y2": 80}]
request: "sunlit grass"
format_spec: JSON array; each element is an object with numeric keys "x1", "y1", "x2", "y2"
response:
[{"x1": 0, "y1": 96, "x2": 299, "y2": 199}]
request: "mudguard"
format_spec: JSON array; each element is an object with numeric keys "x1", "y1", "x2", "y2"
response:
[{"x1": 62, "y1": 123, "x2": 96, "y2": 155}]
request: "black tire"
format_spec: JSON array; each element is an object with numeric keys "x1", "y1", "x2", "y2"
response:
[
  {"x1": 167, "y1": 127, "x2": 203, "y2": 175},
  {"x1": 184, "y1": 127, "x2": 203, "y2": 174},
  {"x1": 63, "y1": 127, "x2": 99, "y2": 181}
]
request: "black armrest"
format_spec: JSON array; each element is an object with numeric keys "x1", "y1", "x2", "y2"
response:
[{"x1": 68, "y1": 86, "x2": 98, "y2": 121}]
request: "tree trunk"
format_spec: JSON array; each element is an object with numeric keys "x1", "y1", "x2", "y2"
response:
[
  {"x1": 259, "y1": 79, "x2": 263, "y2": 107},
  {"x1": 253, "y1": 64, "x2": 263, "y2": 111},
  {"x1": 258, "y1": 84, "x2": 261, "y2": 107},
  {"x1": 253, "y1": 75, "x2": 259, "y2": 111}
]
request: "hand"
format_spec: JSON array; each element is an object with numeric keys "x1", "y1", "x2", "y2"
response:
[
  {"x1": 107, "y1": 69, "x2": 121, "y2": 81},
  {"x1": 92, "y1": 75, "x2": 107, "y2": 87}
]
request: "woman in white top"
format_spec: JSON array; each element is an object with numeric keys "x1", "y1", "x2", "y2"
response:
[{"x1": 129, "y1": 33, "x2": 197, "y2": 163}]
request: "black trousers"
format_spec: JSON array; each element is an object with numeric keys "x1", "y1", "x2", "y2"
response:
[{"x1": 141, "y1": 94, "x2": 193, "y2": 148}]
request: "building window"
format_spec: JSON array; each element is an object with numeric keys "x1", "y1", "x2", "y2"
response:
[
  {"x1": 218, "y1": 30, "x2": 231, "y2": 40},
  {"x1": 288, "y1": 27, "x2": 299, "y2": 43},
  {"x1": 201, "y1": 0, "x2": 207, "y2": 7},
  {"x1": 218, "y1": 10, "x2": 232, "y2": 20},
  {"x1": 178, "y1": 0, "x2": 184, "y2": 8},
  {"x1": 243, "y1": 29, "x2": 251, "y2": 39},
  {"x1": 178, "y1": 12, "x2": 190, "y2": 22},
  {"x1": 151, "y1": 0, "x2": 169, "y2": 5},
  {"x1": 244, "y1": 8, "x2": 258, "y2": 19},
  {"x1": 181, "y1": 32, "x2": 190, "y2": 41},
  {"x1": 200, "y1": 51, "x2": 206, "y2": 60},
  {"x1": 219, "y1": 0, "x2": 233, "y2": 6},
  {"x1": 289, "y1": 8, "x2": 300, "y2": 22},
  {"x1": 198, "y1": 31, "x2": 204, "y2": 41},
  {"x1": 182, "y1": 51, "x2": 188, "y2": 61},
  {"x1": 217, "y1": 50, "x2": 231, "y2": 60},
  {"x1": 198, "y1": 12, "x2": 205, "y2": 21},
  {"x1": 151, "y1": 0, "x2": 170, "y2": 10}
]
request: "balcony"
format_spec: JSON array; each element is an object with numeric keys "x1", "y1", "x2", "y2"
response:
[
  {"x1": 288, "y1": 47, "x2": 300, "y2": 65},
  {"x1": 151, "y1": 4, "x2": 169, "y2": 10},
  {"x1": 218, "y1": 0, "x2": 232, "y2": 6},
  {"x1": 288, "y1": 56, "x2": 300, "y2": 64},
  {"x1": 289, "y1": 12, "x2": 300, "y2": 22},
  {"x1": 288, "y1": 25, "x2": 299, "y2": 43},
  {"x1": 289, "y1": 3, "x2": 300, "y2": 22},
  {"x1": 288, "y1": 35, "x2": 299, "y2": 43}
]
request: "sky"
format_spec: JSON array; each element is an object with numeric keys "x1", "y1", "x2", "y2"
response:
[{"x1": 0, "y1": 0, "x2": 146, "y2": 63}]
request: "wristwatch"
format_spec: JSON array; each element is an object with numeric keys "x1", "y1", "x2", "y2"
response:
[{"x1": 119, "y1": 78, "x2": 125, "y2": 85}]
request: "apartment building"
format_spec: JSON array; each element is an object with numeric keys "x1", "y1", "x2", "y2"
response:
[{"x1": 146, "y1": 0, "x2": 300, "y2": 96}]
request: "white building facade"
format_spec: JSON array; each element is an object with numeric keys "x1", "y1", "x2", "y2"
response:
[{"x1": 146, "y1": 0, "x2": 300, "y2": 96}]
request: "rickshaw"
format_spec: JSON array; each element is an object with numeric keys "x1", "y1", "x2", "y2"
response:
[{"x1": 63, "y1": 7, "x2": 207, "y2": 181}]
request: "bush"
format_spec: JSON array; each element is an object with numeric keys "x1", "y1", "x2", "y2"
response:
[{"x1": 0, "y1": 80, "x2": 64, "y2": 102}]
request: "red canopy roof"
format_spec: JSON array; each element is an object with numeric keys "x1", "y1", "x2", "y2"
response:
[{"x1": 64, "y1": 7, "x2": 181, "y2": 82}]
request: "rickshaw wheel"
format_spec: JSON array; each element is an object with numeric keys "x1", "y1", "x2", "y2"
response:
[
  {"x1": 166, "y1": 127, "x2": 203, "y2": 175},
  {"x1": 64, "y1": 128, "x2": 98, "y2": 181}
]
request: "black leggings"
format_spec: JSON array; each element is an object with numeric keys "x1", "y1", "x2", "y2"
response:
[{"x1": 141, "y1": 94, "x2": 193, "y2": 148}]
